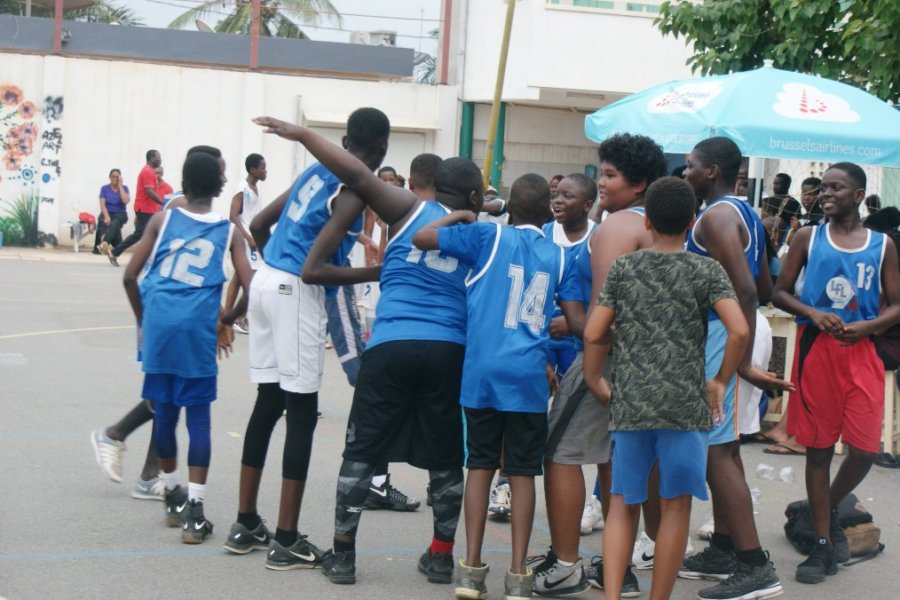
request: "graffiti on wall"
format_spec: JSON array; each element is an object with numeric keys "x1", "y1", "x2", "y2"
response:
[{"x1": 0, "y1": 88, "x2": 63, "y2": 202}]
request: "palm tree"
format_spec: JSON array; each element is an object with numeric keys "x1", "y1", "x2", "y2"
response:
[
  {"x1": 415, "y1": 28, "x2": 439, "y2": 85},
  {"x1": 1, "y1": 0, "x2": 143, "y2": 25},
  {"x1": 168, "y1": 0, "x2": 341, "y2": 40}
]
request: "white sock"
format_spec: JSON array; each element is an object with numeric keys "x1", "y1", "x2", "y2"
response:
[
  {"x1": 162, "y1": 470, "x2": 179, "y2": 491},
  {"x1": 188, "y1": 482, "x2": 206, "y2": 503},
  {"x1": 372, "y1": 475, "x2": 387, "y2": 488},
  {"x1": 557, "y1": 558, "x2": 575, "y2": 567}
]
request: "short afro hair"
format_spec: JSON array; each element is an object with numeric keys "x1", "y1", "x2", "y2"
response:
[
  {"x1": 145, "y1": 149, "x2": 159, "y2": 162},
  {"x1": 564, "y1": 173, "x2": 598, "y2": 205},
  {"x1": 828, "y1": 162, "x2": 867, "y2": 191},
  {"x1": 245, "y1": 153, "x2": 264, "y2": 172},
  {"x1": 645, "y1": 176, "x2": 697, "y2": 235},
  {"x1": 186, "y1": 145, "x2": 222, "y2": 159},
  {"x1": 509, "y1": 173, "x2": 551, "y2": 224},
  {"x1": 691, "y1": 137, "x2": 742, "y2": 188},
  {"x1": 409, "y1": 153, "x2": 442, "y2": 190},
  {"x1": 182, "y1": 152, "x2": 223, "y2": 199},
  {"x1": 597, "y1": 133, "x2": 667, "y2": 189},
  {"x1": 346, "y1": 107, "x2": 390, "y2": 153},
  {"x1": 801, "y1": 176, "x2": 822, "y2": 189},
  {"x1": 434, "y1": 157, "x2": 483, "y2": 208},
  {"x1": 377, "y1": 166, "x2": 397, "y2": 177}
]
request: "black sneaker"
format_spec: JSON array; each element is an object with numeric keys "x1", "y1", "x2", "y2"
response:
[
  {"x1": 698, "y1": 559, "x2": 783, "y2": 599},
  {"x1": 796, "y1": 542, "x2": 837, "y2": 584},
  {"x1": 830, "y1": 508, "x2": 850, "y2": 563},
  {"x1": 418, "y1": 548, "x2": 453, "y2": 584},
  {"x1": 223, "y1": 521, "x2": 271, "y2": 554},
  {"x1": 584, "y1": 556, "x2": 641, "y2": 598},
  {"x1": 164, "y1": 485, "x2": 188, "y2": 528},
  {"x1": 264, "y1": 535, "x2": 325, "y2": 570},
  {"x1": 321, "y1": 548, "x2": 356, "y2": 584},
  {"x1": 181, "y1": 500, "x2": 213, "y2": 544},
  {"x1": 364, "y1": 475, "x2": 421, "y2": 511},
  {"x1": 532, "y1": 549, "x2": 590, "y2": 596},
  {"x1": 679, "y1": 543, "x2": 737, "y2": 581}
]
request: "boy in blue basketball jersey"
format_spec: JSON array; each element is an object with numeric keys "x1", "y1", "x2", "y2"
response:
[
  {"x1": 414, "y1": 173, "x2": 579, "y2": 600},
  {"x1": 222, "y1": 109, "x2": 388, "y2": 568},
  {"x1": 774, "y1": 162, "x2": 900, "y2": 584},
  {"x1": 122, "y1": 152, "x2": 252, "y2": 544},
  {"x1": 253, "y1": 115, "x2": 483, "y2": 587}
]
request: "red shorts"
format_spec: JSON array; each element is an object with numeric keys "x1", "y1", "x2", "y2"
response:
[{"x1": 787, "y1": 324, "x2": 884, "y2": 453}]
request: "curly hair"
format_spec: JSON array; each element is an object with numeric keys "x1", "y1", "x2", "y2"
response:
[
  {"x1": 645, "y1": 176, "x2": 697, "y2": 234},
  {"x1": 597, "y1": 133, "x2": 667, "y2": 188}
]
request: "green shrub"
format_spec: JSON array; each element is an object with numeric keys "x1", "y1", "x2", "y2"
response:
[{"x1": 1, "y1": 192, "x2": 40, "y2": 246}]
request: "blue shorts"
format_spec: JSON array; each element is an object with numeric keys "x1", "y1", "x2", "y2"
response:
[
  {"x1": 705, "y1": 319, "x2": 739, "y2": 445},
  {"x1": 142, "y1": 373, "x2": 216, "y2": 407},
  {"x1": 611, "y1": 429, "x2": 709, "y2": 505}
]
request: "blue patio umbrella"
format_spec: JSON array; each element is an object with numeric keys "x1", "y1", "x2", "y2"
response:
[{"x1": 584, "y1": 63, "x2": 900, "y2": 167}]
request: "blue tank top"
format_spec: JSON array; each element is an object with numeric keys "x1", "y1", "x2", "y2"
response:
[
  {"x1": 686, "y1": 197, "x2": 765, "y2": 320},
  {"x1": 798, "y1": 224, "x2": 885, "y2": 325},
  {"x1": 440, "y1": 222, "x2": 570, "y2": 412},
  {"x1": 263, "y1": 162, "x2": 363, "y2": 278},
  {"x1": 366, "y1": 201, "x2": 469, "y2": 348},
  {"x1": 140, "y1": 208, "x2": 233, "y2": 378},
  {"x1": 544, "y1": 220, "x2": 597, "y2": 352}
]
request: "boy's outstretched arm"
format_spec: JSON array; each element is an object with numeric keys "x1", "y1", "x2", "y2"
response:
[
  {"x1": 412, "y1": 210, "x2": 478, "y2": 250},
  {"x1": 301, "y1": 190, "x2": 382, "y2": 286},
  {"x1": 582, "y1": 304, "x2": 614, "y2": 404},
  {"x1": 253, "y1": 117, "x2": 417, "y2": 227},
  {"x1": 122, "y1": 213, "x2": 165, "y2": 324},
  {"x1": 249, "y1": 186, "x2": 291, "y2": 257},
  {"x1": 709, "y1": 297, "x2": 750, "y2": 424}
]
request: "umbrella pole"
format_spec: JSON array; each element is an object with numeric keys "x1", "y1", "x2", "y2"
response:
[
  {"x1": 748, "y1": 156, "x2": 765, "y2": 211},
  {"x1": 481, "y1": 0, "x2": 516, "y2": 191}
]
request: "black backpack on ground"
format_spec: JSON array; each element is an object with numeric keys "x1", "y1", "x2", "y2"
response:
[{"x1": 784, "y1": 493, "x2": 884, "y2": 563}]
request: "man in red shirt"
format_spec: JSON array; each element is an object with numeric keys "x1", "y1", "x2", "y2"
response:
[
  {"x1": 154, "y1": 166, "x2": 174, "y2": 204},
  {"x1": 107, "y1": 149, "x2": 163, "y2": 266}
]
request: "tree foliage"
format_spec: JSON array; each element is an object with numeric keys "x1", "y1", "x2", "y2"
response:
[
  {"x1": 655, "y1": 0, "x2": 900, "y2": 103},
  {"x1": 1, "y1": 0, "x2": 143, "y2": 25},
  {"x1": 168, "y1": 0, "x2": 341, "y2": 40}
]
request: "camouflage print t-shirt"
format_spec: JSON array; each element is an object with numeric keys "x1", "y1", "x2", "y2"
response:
[{"x1": 597, "y1": 250, "x2": 736, "y2": 431}]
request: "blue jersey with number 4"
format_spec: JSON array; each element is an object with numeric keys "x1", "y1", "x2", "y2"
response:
[
  {"x1": 366, "y1": 200, "x2": 469, "y2": 349},
  {"x1": 798, "y1": 224, "x2": 885, "y2": 325},
  {"x1": 140, "y1": 208, "x2": 233, "y2": 378},
  {"x1": 440, "y1": 222, "x2": 578, "y2": 413}
]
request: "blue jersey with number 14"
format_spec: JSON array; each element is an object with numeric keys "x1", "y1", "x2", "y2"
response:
[
  {"x1": 366, "y1": 200, "x2": 469, "y2": 349},
  {"x1": 440, "y1": 222, "x2": 577, "y2": 413},
  {"x1": 140, "y1": 208, "x2": 233, "y2": 378}
]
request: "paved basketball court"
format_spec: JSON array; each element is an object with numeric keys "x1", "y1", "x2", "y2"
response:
[{"x1": 1, "y1": 247, "x2": 897, "y2": 599}]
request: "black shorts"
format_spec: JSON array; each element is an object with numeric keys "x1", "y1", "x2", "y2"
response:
[
  {"x1": 343, "y1": 340, "x2": 465, "y2": 471},
  {"x1": 464, "y1": 407, "x2": 548, "y2": 476}
]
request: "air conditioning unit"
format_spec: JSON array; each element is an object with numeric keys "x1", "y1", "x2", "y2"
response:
[
  {"x1": 369, "y1": 30, "x2": 397, "y2": 47},
  {"x1": 349, "y1": 30, "x2": 371, "y2": 45}
]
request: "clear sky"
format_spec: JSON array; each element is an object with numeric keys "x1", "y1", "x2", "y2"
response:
[{"x1": 117, "y1": 0, "x2": 441, "y2": 55}]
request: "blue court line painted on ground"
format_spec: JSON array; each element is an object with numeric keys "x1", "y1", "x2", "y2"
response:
[{"x1": 0, "y1": 547, "x2": 514, "y2": 562}]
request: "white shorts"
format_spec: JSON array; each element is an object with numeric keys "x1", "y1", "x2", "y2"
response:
[
  {"x1": 737, "y1": 310, "x2": 773, "y2": 435},
  {"x1": 248, "y1": 262, "x2": 327, "y2": 393}
]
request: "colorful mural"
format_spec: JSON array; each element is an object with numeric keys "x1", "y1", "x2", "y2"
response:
[{"x1": 0, "y1": 85, "x2": 40, "y2": 187}]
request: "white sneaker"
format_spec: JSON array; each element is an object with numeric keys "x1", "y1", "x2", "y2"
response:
[
  {"x1": 488, "y1": 481, "x2": 511, "y2": 518},
  {"x1": 132, "y1": 476, "x2": 166, "y2": 501},
  {"x1": 632, "y1": 531, "x2": 655, "y2": 569},
  {"x1": 696, "y1": 516, "x2": 715, "y2": 541},
  {"x1": 90, "y1": 428, "x2": 125, "y2": 483},
  {"x1": 233, "y1": 319, "x2": 249, "y2": 335},
  {"x1": 580, "y1": 495, "x2": 604, "y2": 535}
]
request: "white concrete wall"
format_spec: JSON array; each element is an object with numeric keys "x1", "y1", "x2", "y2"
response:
[
  {"x1": 0, "y1": 52, "x2": 458, "y2": 247},
  {"x1": 456, "y1": 0, "x2": 694, "y2": 103}
]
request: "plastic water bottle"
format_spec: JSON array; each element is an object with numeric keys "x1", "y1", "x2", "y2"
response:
[
  {"x1": 749, "y1": 487, "x2": 762, "y2": 514},
  {"x1": 779, "y1": 466, "x2": 796, "y2": 483},
  {"x1": 756, "y1": 463, "x2": 775, "y2": 480}
]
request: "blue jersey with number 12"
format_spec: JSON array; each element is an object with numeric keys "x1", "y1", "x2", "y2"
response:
[
  {"x1": 140, "y1": 208, "x2": 233, "y2": 378},
  {"x1": 440, "y1": 222, "x2": 578, "y2": 413}
]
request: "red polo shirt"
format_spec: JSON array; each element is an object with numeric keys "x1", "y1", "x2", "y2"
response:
[{"x1": 134, "y1": 165, "x2": 160, "y2": 214}]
